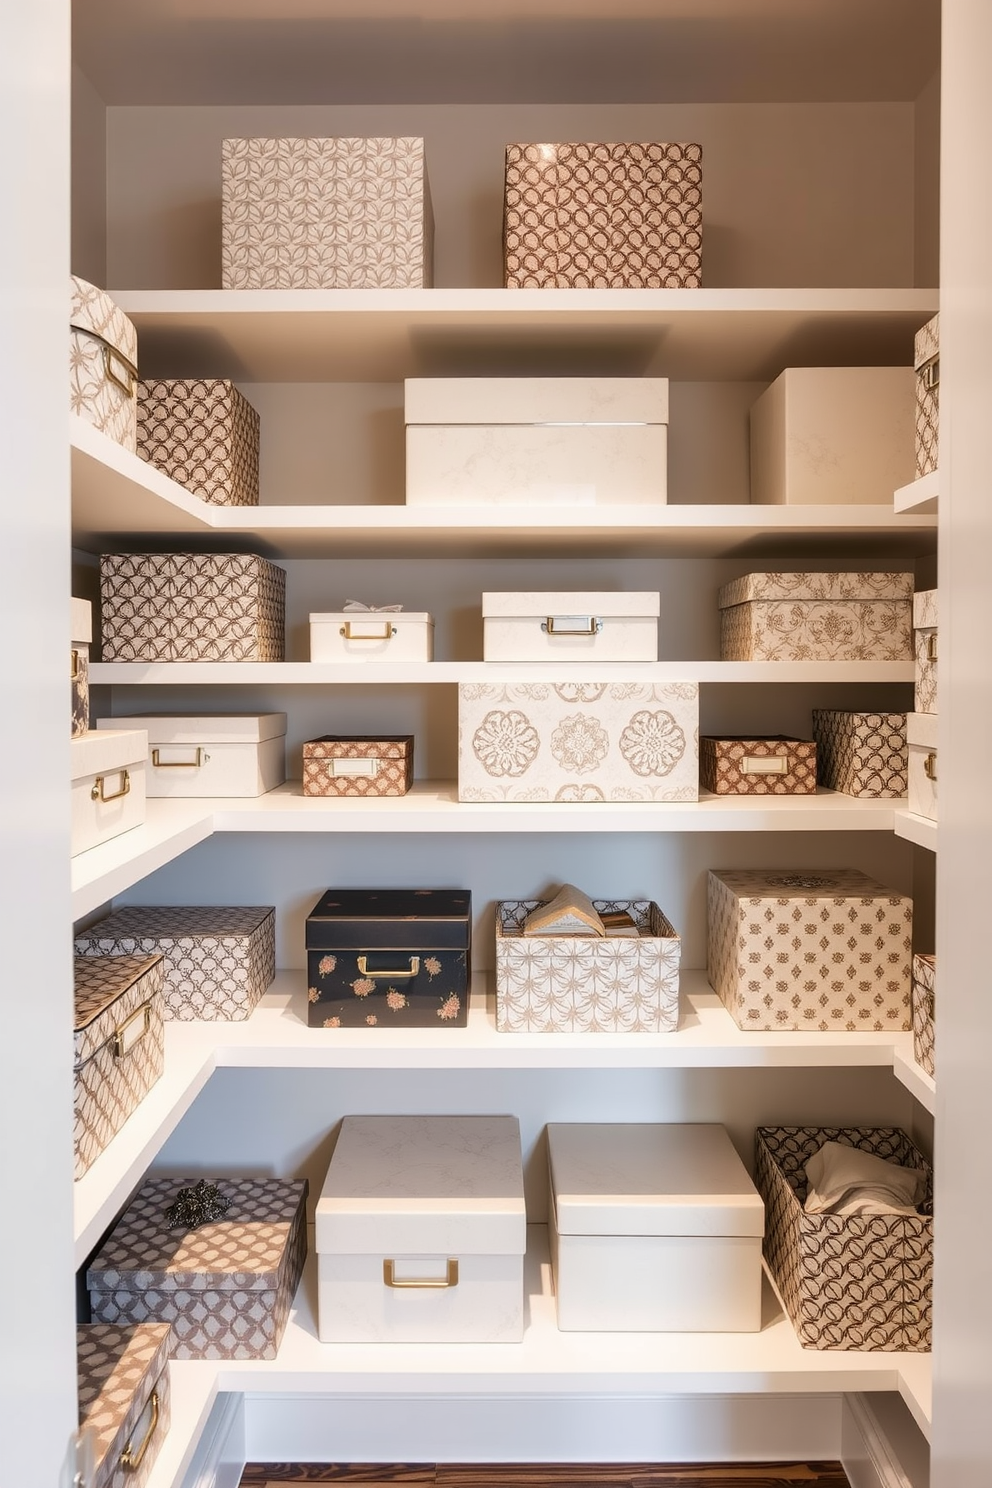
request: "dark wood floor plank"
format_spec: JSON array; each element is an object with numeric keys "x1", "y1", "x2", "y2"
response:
[
  {"x1": 239, "y1": 1469, "x2": 434, "y2": 1484},
  {"x1": 240, "y1": 1465, "x2": 849, "y2": 1488}
]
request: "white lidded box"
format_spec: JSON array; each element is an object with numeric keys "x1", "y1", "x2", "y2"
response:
[
  {"x1": 547, "y1": 1123, "x2": 764, "y2": 1332},
  {"x1": 97, "y1": 714, "x2": 286, "y2": 798},
  {"x1": 914, "y1": 588, "x2": 938, "y2": 714},
  {"x1": 316, "y1": 1114, "x2": 526, "y2": 1343},
  {"x1": 69, "y1": 276, "x2": 139, "y2": 452},
  {"x1": 405, "y1": 378, "x2": 669, "y2": 507},
  {"x1": 310, "y1": 611, "x2": 434, "y2": 664},
  {"x1": 70, "y1": 729, "x2": 147, "y2": 858},
  {"x1": 907, "y1": 710, "x2": 938, "y2": 822},
  {"x1": 72, "y1": 597, "x2": 93, "y2": 740},
  {"x1": 483, "y1": 592, "x2": 660, "y2": 663}
]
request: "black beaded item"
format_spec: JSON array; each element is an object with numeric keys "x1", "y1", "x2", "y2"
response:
[{"x1": 164, "y1": 1179, "x2": 232, "y2": 1231}]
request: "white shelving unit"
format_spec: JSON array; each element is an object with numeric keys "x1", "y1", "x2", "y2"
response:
[{"x1": 895, "y1": 469, "x2": 940, "y2": 515}]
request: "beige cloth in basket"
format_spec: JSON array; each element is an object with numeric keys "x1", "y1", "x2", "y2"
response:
[{"x1": 804, "y1": 1140, "x2": 927, "y2": 1216}]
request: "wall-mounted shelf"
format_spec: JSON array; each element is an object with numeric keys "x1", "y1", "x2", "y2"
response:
[
  {"x1": 894, "y1": 469, "x2": 939, "y2": 515},
  {"x1": 893, "y1": 808, "x2": 937, "y2": 852}
]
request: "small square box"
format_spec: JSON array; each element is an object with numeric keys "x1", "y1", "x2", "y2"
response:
[
  {"x1": 718, "y1": 571, "x2": 914, "y2": 662},
  {"x1": 98, "y1": 713, "x2": 286, "y2": 798},
  {"x1": 70, "y1": 728, "x2": 147, "y2": 858},
  {"x1": 912, "y1": 953, "x2": 936, "y2": 1078},
  {"x1": 310, "y1": 611, "x2": 434, "y2": 664},
  {"x1": 136, "y1": 379, "x2": 260, "y2": 507},
  {"x1": 914, "y1": 588, "x2": 938, "y2": 713},
  {"x1": 915, "y1": 314, "x2": 939, "y2": 478},
  {"x1": 907, "y1": 711, "x2": 938, "y2": 821},
  {"x1": 70, "y1": 276, "x2": 139, "y2": 452},
  {"x1": 77, "y1": 1323, "x2": 172, "y2": 1488},
  {"x1": 482, "y1": 591, "x2": 660, "y2": 662},
  {"x1": 302, "y1": 735, "x2": 414, "y2": 798},
  {"x1": 699, "y1": 736, "x2": 817, "y2": 795},
  {"x1": 812, "y1": 710, "x2": 908, "y2": 798},
  {"x1": 72, "y1": 597, "x2": 93, "y2": 740}
]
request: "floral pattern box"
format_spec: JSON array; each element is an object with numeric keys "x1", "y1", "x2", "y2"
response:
[{"x1": 718, "y1": 571, "x2": 914, "y2": 662}]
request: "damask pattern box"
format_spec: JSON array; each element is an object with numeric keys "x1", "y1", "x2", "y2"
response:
[
  {"x1": 77, "y1": 1323, "x2": 172, "y2": 1488},
  {"x1": 136, "y1": 379, "x2": 260, "y2": 507},
  {"x1": 914, "y1": 588, "x2": 938, "y2": 713},
  {"x1": 812, "y1": 710, "x2": 908, "y2": 798},
  {"x1": 699, "y1": 736, "x2": 817, "y2": 796},
  {"x1": 718, "y1": 571, "x2": 914, "y2": 662},
  {"x1": 70, "y1": 276, "x2": 139, "y2": 452},
  {"x1": 72, "y1": 596, "x2": 92, "y2": 740}
]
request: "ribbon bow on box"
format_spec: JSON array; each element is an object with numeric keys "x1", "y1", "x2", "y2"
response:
[{"x1": 342, "y1": 600, "x2": 404, "y2": 612}]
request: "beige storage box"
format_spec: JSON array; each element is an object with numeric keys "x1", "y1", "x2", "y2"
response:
[
  {"x1": 907, "y1": 710, "x2": 938, "y2": 821},
  {"x1": 912, "y1": 953, "x2": 936, "y2": 1078},
  {"x1": 77, "y1": 1323, "x2": 172, "y2": 1488},
  {"x1": 812, "y1": 710, "x2": 908, "y2": 798},
  {"x1": 310, "y1": 610, "x2": 434, "y2": 664},
  {"x1": 72, "y1": 597, "x2": 92, "y2": 740},
  {"x1": 97, "y1": 713, "x2": 286, "y2": 798},
  {"x1": 699, "y1": 736, "x2": 817, "y2": 795},
  {"x1": 69, "y1": 276, "x2": 138, "y2": 452},
  {"x1": 914, "y1": 588, "x2": 938, "y2": 713},
  {"x1": 70, "y1": 729, "x2": 147, "y2": 858},
  {"x1": 302, "y1": 734, "x2": 414, "y2": 798},
  {"x1": 136, "y1": 379, "x2": 260, "y2": 507},
  {"x1": 482, "y1": 591, "x2": 660, "y2": 662},
  {"x1": 915, "y1": 314, "x2": 939, "y2": 477},
  {"x1": 719, "y1": 571, "x2": 914, "y2": 662}
]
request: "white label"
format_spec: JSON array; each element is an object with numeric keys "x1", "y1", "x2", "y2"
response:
[
  {"x1": 741, "y1": 755, "x2": 789, "y2": 775},
  {"x1": 330, "y1": 757, "x2": 379, "y2": 778}
]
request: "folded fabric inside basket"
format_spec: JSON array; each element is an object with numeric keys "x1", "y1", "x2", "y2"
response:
[
  {"x1": 523, "y1": 884, "x2": 605, "y2": 936},
  {"x1": 804, "y1": 1139, "x2": 927, "y2": 1216}
]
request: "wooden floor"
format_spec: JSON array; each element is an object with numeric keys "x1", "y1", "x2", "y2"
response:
[{"x1": 239, "y1": 1464, "x2": 851, "y2": 1487}]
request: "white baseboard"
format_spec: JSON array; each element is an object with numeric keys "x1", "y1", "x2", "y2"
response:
[
  {"x1": 843, "y1": 1393, "x2": 930, "y2": 1488},
  {"x1": 181, "y1": 1392, "x2": 246, "y2": 1488}
]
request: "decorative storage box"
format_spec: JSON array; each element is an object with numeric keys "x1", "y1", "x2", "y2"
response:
[
  {"x1": 719, "y1": 572, "x2": 914, "y2": 662},
  {"x1": 482, "y1": 592, "x2": 660, "y2": 663},
  {"x1": 707, "y1": 868, "x2": 913, "y2": 1033},
  {"x1": 310, "y1": 610, "x2": 434, "y2": 664},
  {"x1": 70, "y1": 729, "x2": 147, "y2": 858},
  {"x1": 756, "y1": 1126, "x2": 932, "y2": 1351},
  {"x1": 77, "y1": 1323, "x2": 172, "y2": 1488},
  {"x1": 915, "y1": 313, "x2": 940, "y2": 478},
  {"x1": 914, "y1": 588, "x2": 938, "y2": 713},
  {"x1": 495, "y1": 899, "x2": 681, "y2": 1033},
  {"x1": 404, "y1": 379, "x2": 669, "y2": 507},
  {"x1": 75, "y1": 906, "x2": 276, "y2": 1022},
  {"x1": 458, "y1": 680, "x2": 698, "y2": 803},
  {"x1": 87, "y1": 1176, "x2": 308, "y2": 1359},
  {"x1": 907, "y1": 711, "x2": 938, "y2": 821},
  {"x1": 72, "y1": 596, "x2": 92, "y2": 740},
  {"x1": 222, "y1": 136, "x2": 433, "y2": 289},
  {"x1": 811, "y1": 710, "x2": 908, "y2": 798},
  {"x1": 699, "y1": 736, "x2": 817, "y2": 796},
  {"x1": 302, "y1": 735, "x2": 414, "y2": 798},
  {"x1": 547, "y1": 1123, "x2": 764, "y2": 1332},
  {"x1": 70, "y1": 276, "x2": 139, "y2": 452},
  {"x1": 912, "y1": 953, "x2": 936, "y2": 1078},
  {"x1": 749, "y1": 367, "x2": 915, "y2": 505},
  {"x1": 97, "y1": 713, "x2": 286, "y2": 798},
  {"x1": 305, "y1": 888, "x2": 471, "y2": 1028},
  {"x1": 315, "y1": 1114, "x2": 525, "y2": 1342},
  {"x1": 136, "y1": 380, "x2": 260, "y2": 507},
  {"x1": 74, "y1": 954, "x2": 165, "y2": 1180},
  {"x1": 503, "y1": 142, "x2": 702, "y2": 289}
]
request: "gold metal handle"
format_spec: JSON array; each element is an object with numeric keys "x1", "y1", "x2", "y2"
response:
[
  {"x1": 924, "y1": 751, "x2": 938, "y2": 782},
  {"x1": 541, "y1": 615, "x2": 602, "y2": 636},
  {"x1": 919, "y1": 354, "x2": 940, "y2": 392},
  {"x1": 339, "y1": 621, "x2": 396, "y2": 641},
  {"x1": 383, "y1": 1258, "x2": 459, "y2": 1289},
  {"x1": 102, "y1": 342, "x2": 138, "y2": 398},
  {"x1": 741, "y1": 754, "x2": 789, "y2": 775},
  {"x1": 112, "y1": 1002, "x2": 151, "y2": 1059},
  {"x1": 152, "y1": 746, "x2": 204, "y2": 768},
  {"x1": 71, "y1": 647, "x2": 81, "y2": 680},
  {"x1": 356, "y1": 955, "x2": 421, "y2": 979},
  {"x1": 926, "y1": 633, "x2": 937, "y2": 662},
  {"x1": 120, "y1": 1389, "x2": 160, "y2": 1472},
  {"x1": 91, "y1": 769, "x2": 130, "y2": 803}
]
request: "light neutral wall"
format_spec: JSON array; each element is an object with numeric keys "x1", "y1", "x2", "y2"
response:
[
  {"x1": 914, "y1": 68, "x2": 941, "y2": 290},
  {"x1": 71, "y1": 63, "x2": 107, "y2": 283}
]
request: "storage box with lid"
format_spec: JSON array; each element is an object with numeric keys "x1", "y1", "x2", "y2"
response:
[
  {"x1": 222, "y1": 136, "x2": 433, "y2": 289},
  {"x1": 458, "y1": 679, "x2": 698, "y2": 803},
  {"x1": 69, "y1": 276, "x2": 139, "y2": 451},
  {"x1": 547, "y1": 1123, "x2": 764, "y2": 1332},
  {"x1": 136, "y1": 379, "x2": 260, "y2": 507},
  {"x1": 97, "y1": 713, "x2": 286, "y2": 798},
  {"x1": 72, "y1": 597, "x2": 92, "y2": 739},
  {"x1": 482, "y1": 591, "x2": 660, "y2": 662},
  {"x1": 305, "y1": 888, "x2": 471, "y2": 1028},
  {"x1": 907, "y1": 711, "x2": 938, "y2": 821},
  {"x1": 404, "y1": 380, "x2": 669, "y2": 507},
  {"x1": 74, "y1": 954, "x2": 165, "y2": 1179},
  {"x1": 811, "y1": 710, "x2": 908, "y2": 798},
  {"x1": 87, "y1": 1176, "x2": 308, "y2": 1359},
  {"x1": 914, "y1": 588, "x2": 938, "y2": 713},
  {"x1": 707, "y1": 868, "x2": 912, "y2": 1033},
  {"x1": 315, "y1": 1114, "x2": 525, "y2": 1342},
  {"x1": 748, "y1": 367, "x2": 915, "y2": 505},
  {"x1": 699, "y1": 736, "x2": 817, "y2": 796},
  {"x1": 77, "y1": 1323, "x2": 171, "y2": 1488},
  {"x1": 302, "y1": 735, "x2": 414, "y2": 799},
  {"x1": 915, "y1": 313, "x2": 940, "y2": 478},
  {"x1": 75, "y1": 905, "x2": 276, "y2": 1022},
  {"x1": 756, "y1": 1126, "x2": 932, "y2": 1351},
  {"x1": 70, "y1": 728, "x2": 147, "y2": 858},
  {"x1": 503, "y1": 142, "x2": 702, "y2": 289},
  {"x1": 718, "y1": 571, "x2": 914, "y2": 661},
  {"x1": 310, "y1": 609, "x2": 434, "y2": 664},
  {"x1": 912, "y1": 953, "x2": 936, "y2": 1078},
  {"x1": 99, "y1": 552, "x2": 285, "y2": 662}
]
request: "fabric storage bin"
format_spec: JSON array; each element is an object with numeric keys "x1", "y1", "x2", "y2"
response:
[
  {"x1": 77, "y1": 1323, "x2": 171, "y2": 1488},
  {"x1": 69, "y1": 276, "x2": 139, "y2": 452},
  {"x1": 707, "y1": 868, "x2": 912, "y2": 1033},
  {"x1": 306, "y1": 888, "x2": 470, "y2": 1028},
  {"x1": 907, "y1": 711, "x2": 938, "y2": 821},
  {"x1": 74, "y1": 954, "x2": 165, "y2": 1180},
  {"x1": 503, "y1": 142, "x2": 702, "y2": 289},
  {"x1": 87, "y1": 1176, "x2": 308, "y2": 1359},
  {"x1": 404, "y1": 379, "x2": 669, "y2": 507},
  {"x1": 72, "y1": 597, "x2": 92, "y2": 740},
  {"x1": 136, "y1": 380, "x2": 260, "y2": 507},
  {"x1": 699, "y1": 736, "x2": 816, "y2": 796},
  {"x1": 482, "y1": 592, "x2": 660, "y2": 662},
  {"x1": 749, "y1": 367, "x2": 915, "y2": 505},
  {"x1": 70, "y1": 729, "x2": 147, "y2": 858},
  {"x1": 315, "y1": 1114, "x2": 525, "y2": 1342},
  {"x1": 222, "y1": 136, "x2": 433, "y2": 289},
  {"x1": 97, "y1": 713, "x2": 286, "y2": 798},
  {"x1": 99, "y1": 552, "x2": 285, "y2": 662},
  {"x1": 310, "y1": 610, "x2": 434, "y2": 664},
  {"x1": 719, "y1": 571, "x2": 914, "y2": 662},
  {"x1": 915, "y1": 313, "x2": 939, "y2": 477},
  {"x1": 812, "y1": 710, "x2": 908, "y2": 798},
  {"x1": 302, "y1": 735, "x2": 413, "y2": 798},
  {"x1": 914, "y1": 588, "x2": 938, "y2": 713},
  {"x1": 547, "y1": 1123, "x2": 764, "y2": 1332},
  {"x1": 495, "y1": 898, "x2": 681, "y2": 1033},
  {"x1": 75, "y1": 905, "x2": 276, "y2": 1022},
  {"x1": 912, "y1": 953, "x2": 936, "y2": 1078},
  {"x1": 458, "y1": 680, "x2": 698, "y2": 803},
  {"x1": 755, "y1": 1126, "x2": 932, "y2": 1351}
]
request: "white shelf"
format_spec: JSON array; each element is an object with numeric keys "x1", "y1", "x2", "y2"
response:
[
  {"x1": 894, "y1": 469, "x2": 939, "y2": 515},
  {"x1": 71, "y1": 799, "x2": 213, "y2": 919},
  {"x1": 892, "y1": 1047, "x2": 936, "y2": 1115},
  {"x1": 893, "y1": 808, "x2": 937, "y2": 852},
  {"x1": 142, "y1": 1364, "x2": 220, "y2": 1488}
]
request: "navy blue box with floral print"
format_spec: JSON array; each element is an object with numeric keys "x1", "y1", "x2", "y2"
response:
[{"x1": 305, "y1": 889, "x2": 471, "y2": 1029}]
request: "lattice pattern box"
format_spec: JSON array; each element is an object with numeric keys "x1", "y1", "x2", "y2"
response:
[
  {"x1": 70, "y1": 276, "x2": 138, "y2": 451},
  {"x1": 77, "y1": 1323, "x2": 171, "y2": 1488},
  {"x1": 718, "y1": 571, "x2": 914, "y2": 662},
  {"x1": 72, "y1": 597, "x2": 92, "y2": 740},
  {"x1": 302, "y1": 735, "x2": 414, "y2": 798},
  {"x1": 137, "y1": 380, "x2": 259, "y2": 507},
  {"x1": 915, "y1": 313, "x2": 939, "y2": 478},
  {"x1": 912, "y1": 952, "x2": 936, "y2": 1078},
  {"x1": 699, "y1": 736, "x2": 816, "y2": 796},
  {"x1": 812, "y1": 710, "x2": 907, "y2": 798}
]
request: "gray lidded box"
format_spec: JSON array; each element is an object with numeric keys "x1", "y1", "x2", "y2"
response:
[{"x1": 77, "y1": 1322, "x2": 172, "y2": 1488}]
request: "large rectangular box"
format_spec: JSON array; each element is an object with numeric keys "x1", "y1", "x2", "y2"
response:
[
  {"x1": 699, "y1": 736, "x2": 817, "y2": 796},
  {"x1": 222, "y1": 136, "x2": 433, "y2": 289},
  {"x1": 136, "y1": 379, "x2": 260, "y2": 507},
  {"x1": 316, "y1": 1114, "x2": 525, "y2": 1342},
  {"x1": 97, "y1": 713, "x2": 286, "y2": 798},
  {"x1": 547, "y1": 1124, "x2": 764, "y2": 1332},
  {"x1": 915, "y1": 313, "x2": 939, "y2": 478},
  {"x1": 310, "y1": 610, "x2": 434, "y2": 664},
  {"x1": 72, "y1": 596, "x2": 92, "y2": 739},
  {"x1": 70, "y1": 729, "x2": 147, "y2": 858},
  {"x1": 914, "y1": 588, "x2": 938, "y2": 713},
  {"x1": 718, "y1": 571, "x2": 914, "y2": 662},
  {"x1": 302, "y1": 734, "x2": 414, "y2": 798},
  {"x1": 812, "y1": 709, "x2": 908, "y2": 798},
  {"x1": 70, "y1": 275, "x2": 138, "y2": 452},
  {"x1": 77, "y1": 1323, "x2": 172, "y2": 1488},
  {"x1": 907, "y1": 710, "x2": 938, "y2": 821},
  {"x1": 482, "y1": 591, "x2": 660, "y2": 662},
  {"x1": 912, "y1": 952, "x2": 936, "y2": 1078}
]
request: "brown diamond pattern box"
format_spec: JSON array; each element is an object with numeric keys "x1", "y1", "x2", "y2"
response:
[
  {"x1": 75, "y1": 905, "x2": 276, "y2": 1022},
  {"x1": 70, "y1": 276, "x2": 139, "y2": 452},
  {"x1": 699, "y1": 736, "x2": 817, "y2": 796},
  {"x1": 756, "y1": 1126, "x2": 932, "y2": 1351},
  {"x1": 77, "y1": 1322, "x2": 172, "y2": 1488},
  {"x1": 87, "y1": 1176, "x2": 308, "y2": 1359},
  {"x1": 913, "y1": 952, "x2": 936, "y2": 1078},
  {"x1": 302, "y1": 734, "x2": 414, "y2": 798},
  {"x1": 137, "y1": 380, "x2": 260, "y2": 507},
  {"x1": 914, "y1": 588, "x2": 938, "y2": 713},
  {"x1": 718, "y1": 571, "x2": 914, "y2": 661},
  {"x1": 503, "y1": 142, "x2": 702, "y2": 288},
  {"x1": 707, "y1": 868, "x2": 912, "y2": 1032},
  {"x1": 100, "y1": 552, "x2": 285, "y2": 661},
  {"x1": 915, "y1": 313, "x2": 939, "y2": 477},
  {"x1": 812, "y1": 710, "x2": 908, "y2": 798}
]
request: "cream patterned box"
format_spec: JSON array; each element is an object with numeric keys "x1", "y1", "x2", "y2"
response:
[
  {"x1": 72, "y1": 597, "x2": 92, "y2": 740},
  {"x1": 719, "y1": 571, "x2": 914, "y2": 661},
  {"x1": 812, "y1": 710, "x2": 907, "y2": 798},
  {"x1": 77, "y1": 1323, "x2": 171, "y2": 1488},
  {"x1": 915, "y1": 313, "x2": 939, "y2": 477},
  {"x1": 914, "y1": 588, "x2": 938, "y2": 713},
  {"x1": 70, "y1": 276, "x2": 139, "y2": 452},
  {"x1": 100, "y1": 552, "x2": 285, "y2": 662},
  {"x1": 912, "y1": 952, "x2": 936, "y2": 1077},
  {"x1": 907, "y1": 710, "x2": 938, "y2": 821},
  {"x1": 137, "y1": 380, "x2": 259, "y2": 507}
]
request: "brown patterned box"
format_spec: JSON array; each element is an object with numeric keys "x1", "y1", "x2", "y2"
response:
[
  {"x1": 756, "y1": 1126, "x2": 932, "y2": 1351},
  {"x1": 914, "y1": 588, "x2": 938, "y2": 714},
  {"x1": 503, "y1": 142, "x2": 702, "y2": 289},
  {"x1": 913, "y1": 952, "x2": 936, "y2": 1078},
  {"x1": 87, "y1": 1176, "x2": 308, "y2": 1359},
  {"x1": 74, "y1": 955, "x2": 165, "y2": 1179},
  {"x1": 74, "y1": 905, "x2": 275, "y2": 1022},
  {"x1": 700, "y1": 736, "x2": 817, "y2": 796},
  {"x1": 302, "y1": 734, "x2": 414, "y2": 798},
  {"x1": 70, "y1": 276, "x2": 139, "y2": 452},
  {"x1": 99, "y1": 552, "x2": 285, "y2": 662},
  {"x1": 72, "y1": 597, "x2": 92, "y2": 740},
  {"x1": 718, "y1": 571, "x2": 914, "y2": 661},
  {"x1": 77, "y1": 1323, "x2": 171, "y2": 1488},
  {"x1": 812, "y1": 710, "x2": 908, "y2": 798},
  {"x1": 137, "y1": 380, "x2": 259, "y2": 507},
  {"x1": 915, "y1": 313, "x2": 939, "y2": 477}
]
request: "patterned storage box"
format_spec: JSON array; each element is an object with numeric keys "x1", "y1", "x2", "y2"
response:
[
  {"x1": 75, "y1": 905, "x2": 276, "y2": 1022},
  {"x1": 74, "y1": 955, "x2": 165, "y2": 1180},
  {"x1": 707, "y1": 868, "x2": 913, "y2": 1033},
  {"x1": 812, "y1": 710, "x2": 908, "y2": 798},
  {"x1": 99, "y1": 552, "x2": 285, "y2": 662},
  {"x1": 495, "y1": 898, "x2": 681, "y2": 1032},
  {"x1": 302, "y1": 735, "x2": 414, "y2": 798},
  {"x1": 912, "y1": 953, "x2": 936, "y2": 1078},
  {"x1": 719, "y1": 572, "x2": 914, "y2": 661},
  {"x1": 77, "y1": 1323, "x2": 171, "y2": 1488},
  {"x1": 458, "y1": 680, "x2": 699, "y2": 803},
  {"x1": 222, "y1": 136, "x2": 433, "y2": 289},
  {"x1": 87, "y1": 1176, "x2": 308, "y2": 1359},
  {"x1": 756, "y1": 1126, "x2": 932, "y2": 1351},
  {"x1": 915, "y1": 313, "x2": 939, "y2": 478},
  {"x1": 503, "y1": 142, "x2": 702, "y2": 288},
  {"x1": 72, "y1": 597, "x2": 92, "y2": 740},
  {"x1": 136, "y1": 380, "x2": 259, "y2": 507},
  {"x1": 70, "y1": 276, "x2": 139, "y2": 451},
  {"x1": 700, "y1": 736, "x2": 817, "y2": 796},
  {"x1": 914, "y1": 588, "x2": 938, "y2": 713}
]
